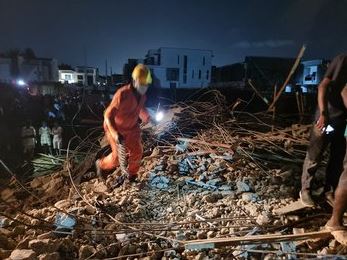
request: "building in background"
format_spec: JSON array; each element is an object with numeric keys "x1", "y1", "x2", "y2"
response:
[
  {"x1": 58, "y1": 66, "x2": 99, "y2": 87},
  {"x1": 0, "y1": 56, "x2": 58, "y2": 84},
  {"x1": 143, "y1": 47, "x2": 213, "y2": 88}
]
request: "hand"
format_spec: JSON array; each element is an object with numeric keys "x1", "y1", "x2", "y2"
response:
[{"x1": 316, "y1": 114, "x2": 327, "y2": 131}]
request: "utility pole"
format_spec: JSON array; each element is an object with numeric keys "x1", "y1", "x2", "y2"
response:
[
  {"x1": 110, "y1": 66, "x2": 113, "y2": 84},
  {"x1": 105, "y1": 59, "x2": 108, "y2": 85}
]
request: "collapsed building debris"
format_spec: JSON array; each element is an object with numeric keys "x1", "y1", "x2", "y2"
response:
[{"x1": 1, "y1": 90, "x2": 346, "y2": 259}]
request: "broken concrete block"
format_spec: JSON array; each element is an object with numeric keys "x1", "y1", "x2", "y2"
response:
[
  {"x1": 28, "y1": 239, "x2": 59, "y2": 255},
  {"x1": 0, "y1": 233, "x2": 16, "y2": 250},
  {"x1": 38, "y1": 252, "x2": 60, "y2": 260},
  {"x1": 1, "y1": 188, "x2": 14, "y2": 201},
  {"x1": 0, "y1": 248, "x2": 11, "y2": 259},
  {"x1": 331, "y1": 231, "x2": 347, "y2": 246},
  {"x1": 9, "y1": 249, "x2": 37, "y2": 260},
  {"x1": 241, "y1": 192, "x2": 259, "y2": 202},
  {"x1": 79, "y1": 245, "x2": 95, "y2": 259},
  {"x1": 236, "y1": 181, "x2": 251, "y2": 193}
]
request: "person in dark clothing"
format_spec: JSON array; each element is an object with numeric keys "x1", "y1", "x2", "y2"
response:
[{"x1": 300, "y1": 54, "x2": 347, "y2": 207}]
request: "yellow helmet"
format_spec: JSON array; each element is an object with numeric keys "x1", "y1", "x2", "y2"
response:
[{"x1": 132, "y1": 64, "x2": 152, "y2": 85}]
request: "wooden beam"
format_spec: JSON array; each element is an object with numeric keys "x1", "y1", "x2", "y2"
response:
[
  {"x1": 268, "y1": 45, "x2": 306, "y2": 111},
  {"x1": 247, "y1": 79, "x2": 269, "y2": 105},
  {"x1": 184, "y1": 230, "x2": 332, "y2": 250}
]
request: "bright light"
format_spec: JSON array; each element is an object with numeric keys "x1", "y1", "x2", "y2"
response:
[
  {"x1": 17, "y1": 79, "x2": 26, "y2": 86},
  {"x1": 155, "y1": 111, "x2": 164, "y2": 122}
]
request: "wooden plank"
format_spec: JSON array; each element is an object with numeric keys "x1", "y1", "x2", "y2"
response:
[
  {"x1": 273, "y1": 200, "x2": 312, "y2": 215},
  {"x1": 177, "y1": 137, "x2": 232, "y2": 149},
  {"x1": 268, "y1": 45, "x2": 306, "y2": 111},
  {"x1": 184, "y1": 230, "x2": 332, "y2": 250}
]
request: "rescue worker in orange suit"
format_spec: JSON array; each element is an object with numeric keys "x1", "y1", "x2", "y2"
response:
[{"x1": 95, "y1": 64, "x2": 151, "y2": 184}]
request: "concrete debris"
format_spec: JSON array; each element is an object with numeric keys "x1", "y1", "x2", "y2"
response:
[
  {"x1": 9, "y1": 249, "x2": 36, "y2": 260},
  {"x1": 1, "y1": 101, "x2": 337, "y2": 258}
]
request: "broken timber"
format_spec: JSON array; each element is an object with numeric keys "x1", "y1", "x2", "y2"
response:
[
  {"x1": 184, "y1": 230, "x2": 332, "y2": 250},
  {"x1": 274, "y1": 200, "x2": 312, "y2": 215},
  {"x1": 267, "y1": 45, "x2": 306, "y2": 112}
]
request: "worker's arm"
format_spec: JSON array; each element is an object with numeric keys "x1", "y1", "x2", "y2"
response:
[
  {"x1": 104, "y1": 92, "x2": 122, "y2": 140},
  {"x1": 316, "y1": 77, "x2": 331, "y2": 131},
  {"x1": 139, "y1": 107, "x2": 150, "y2": 124}
]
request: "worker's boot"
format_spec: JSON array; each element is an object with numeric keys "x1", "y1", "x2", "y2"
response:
[
  {"x1": 300, "y1": 190, "x2": 315, "y2": 207},
  {"x1": 95, "y1": 160, "x2": 105, "y2": 182}
]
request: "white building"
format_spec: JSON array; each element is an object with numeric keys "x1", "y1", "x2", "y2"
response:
[
  {"x1": 58, "y1": 66, "x2": 98, "y2": 86},
  {"x1": 144, "y1": 47, "x2": 213, "y2": 88},
  {"x1": 58, "y1": 69, "x2": 77, "y2": 84}
]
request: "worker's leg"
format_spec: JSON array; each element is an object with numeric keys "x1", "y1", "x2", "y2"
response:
[
  {"x1": 124, "y1": 131, "x2": 143, "y2": 179},
  {"x1": 301, "y1": 126, "x2": 329, "y2": 191},
  {"x1": 301, "y1": 125, "x2": 329, "y2": 205},
  {"x1": 326, "y1": 122, "x2": 346, "y2": 191},
  {"x1": 326, "y1": 144, "x2": 347, "y2": 229},
  {"x1": 98, "y1": 130, "x2": 120, "y2": 171}
]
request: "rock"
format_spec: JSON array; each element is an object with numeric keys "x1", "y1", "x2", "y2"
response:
[
  {"x1": 207, "y1": 231, "x2": 216, "y2": 238},
  {"x1": 16, "y1": 237, "x2": 30, "y2": 249},
  {"x1": 241, "y1": 192, "x2": 259, "y2": 202},
  {"x1": 0, "y1": 249, "x2": 11, "y2": 259},
  {"x1": 244, "y1": 204, "x2": 259, "y2": 217},
  {"x1": 197, "y1": 231, "x2": 207, "y2": 239},
  {"x1": 0, "y1": 227, "x2": 11, "y2": 236},
  {"x1": 28, "y1": 239, "x2": 59, "y2": 255},
  {"x1": 194, "y1": 252, "x2": 207, "y2": 260},
  {"x1": 0, "y1": 217, "x2": 11, "y2": 228},
  {"x1": 203, "y1": 194, "x2": 221, "y2": 203},
  {"x1": 271, "y1": 176, "x2": 282, "y2": 184},
  {"x1": 58, "y1": 237, "x2": 76, "y2": 259},
  {"x1": 206, "y1": 178, "x2": 222, "y2": 186},
  {"x1": 219, "y1": 185, "x2": 232, "y2": 191},
  {"x1": 332, "y1": 231, "x2": 347, "y2": 246},
  {"x1": 12, "y1": 226, "x2": 26, "y2": 237},
  {"x1": 292, "y1": 228, "x2": 305, "y2": 235},
  {"x1": 54, "y1": 200, "x2": 71, "y2": 210},
  {"x1": 1, "y1": 188, "x2": 15, "y2": 201},
  {"x1": 0, "y1": 233, "x2": 16, "y2": 250},
  {"x1": 9, "y1": 249, "x2": 37, "y2": 260},
  {"x1": 37, "y1": 232, "x2": 53, "y2": 240},
  {"x1": 236, "y1": 181, "x2": 251, "y2": 193},
  {"x1": 38, "y1": 252, "x2": 60, "y2": 260},
  {"x1": 256, "y1": 212, "x2": 271, "y2": 226},
  {"x1": 79, "y1": 245, "x2": 95, "y2": 259},
  {"x1": 84, "y1": 205, "x2": 96, "y2": 215}
]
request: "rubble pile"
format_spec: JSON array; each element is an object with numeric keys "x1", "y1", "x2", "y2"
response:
[{"x1": 1, "y1": 91, "x2": 345, "y2": 259}]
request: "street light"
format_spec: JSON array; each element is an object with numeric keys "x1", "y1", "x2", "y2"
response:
[{"x1": 17, "y1": 79, "x2": 26, "y2": 86}]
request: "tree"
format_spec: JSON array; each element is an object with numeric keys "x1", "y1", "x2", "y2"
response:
[
  {"x1": 22, "y1": 48, "x2": 36, "y2": 60},
  {"x1": 58, "y1": 63, "x2": 74, "y2": 70}
]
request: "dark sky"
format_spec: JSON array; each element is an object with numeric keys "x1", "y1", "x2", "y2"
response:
[{"x1": 1, "y1": 0, "x2": 347, "y2": 73}]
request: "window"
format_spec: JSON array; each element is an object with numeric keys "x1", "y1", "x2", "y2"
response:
[
  {"x1": 198, "y1": 70, "x2": 201, "y2": 79},
  {"x1": 203, "y1": 56, "x2": 206, "y2": 66},
  {"x1": 192, "y1": 70, "x2": 194, "y2": 79},
  {"x1": 177, "y1": 55, "x2": 180, "y2": 64},
  {"x1": 77, "y1": 75, "x2": 84, "y2": 80},
  {"x1": 166, "y1": 68, "x2": 179, "y2": 81},
  {"x1": 64, "y1": 74, "x2": 72, "y2": 80},
  {"x1": 206, "y1": 70, "x2": 209, "y2": 80}
]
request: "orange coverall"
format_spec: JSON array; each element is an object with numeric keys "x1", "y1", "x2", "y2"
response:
[{"x1": 99, "y1": 84, "x2": 150, "y2": 177}]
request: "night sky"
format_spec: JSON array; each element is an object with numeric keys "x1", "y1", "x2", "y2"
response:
[{"x1": 1, "y1": 0, "x2": 346, "y2": 73}]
